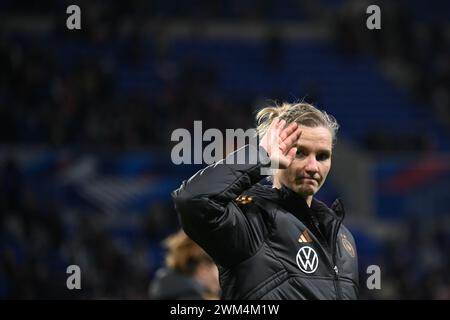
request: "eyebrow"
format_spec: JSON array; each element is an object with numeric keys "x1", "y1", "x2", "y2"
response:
[{"x1": 297, "y1": 146, "x2": 332, "y2": 155}]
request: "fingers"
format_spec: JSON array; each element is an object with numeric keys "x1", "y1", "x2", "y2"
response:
[
  {"x1": 294, "y1": 126, "x2": 302, "y2": 141},
  {"x1": 279, "y1": 122, "x2": 298, "y2": 141},
  {"x1": 269, "y1": 118, "x2": 302, "y2": 154},
  {"x1": 272, "y1": 118, "x2": 283, "y2": 135},
  {"x1": 270, "y1": 118, "x2": 288, "y2": 141},
  {"x1": 287, "y1": 146, "x2": 298, "y2": 160},
  {"x1": 268, "y1": 118, "x2": 284, "y2": 145},
  {"x1": 267, "y1": 118, "x2": 280, "y2": 138},
  {"x1": 281, "y1": 126, "x2": 302, "y2": 151}
]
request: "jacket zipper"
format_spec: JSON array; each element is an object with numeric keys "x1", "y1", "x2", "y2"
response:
[
  {"x1": 331, "y1": 204, "x2": 344, "y2": 300},
  {"x1": 309, "y1": 214, "x2": 341, "y2": 299},
  {"x1": 308, "y1": 203, "x2": 345, "y2": 300}
]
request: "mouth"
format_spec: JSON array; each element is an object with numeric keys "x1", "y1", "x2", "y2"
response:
[{"x1": 298, "y1": 177, "x2": 318, "y2": 184}]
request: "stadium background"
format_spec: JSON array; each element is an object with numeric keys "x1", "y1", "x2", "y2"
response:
[{"x1": 0, "y1": 0, "x2": 449, "y2": 299}]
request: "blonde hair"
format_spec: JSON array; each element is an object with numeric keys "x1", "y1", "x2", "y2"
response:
[
  {"x1": 164, "y1": 230, "x2": 214, "y2": 276},
  {"x1": 256, "y1": 102, "x2": 340, "y2": 146}
]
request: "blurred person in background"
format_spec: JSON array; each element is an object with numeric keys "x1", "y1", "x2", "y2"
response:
[
  {"x1": 148, "y1": 229, "x2": 220, "y2": 300},
  {"x1": 172, "y1": 102, "x2": 359, "y2": 300}
]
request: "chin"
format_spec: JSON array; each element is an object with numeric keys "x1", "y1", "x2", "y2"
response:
[{"x1": 296, "y1": 186, "x2": 315, "y2": 197}]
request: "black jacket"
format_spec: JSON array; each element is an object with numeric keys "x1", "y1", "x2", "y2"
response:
[{"x1": 172, "y1": 145, "x2": 359, "y2": 300}]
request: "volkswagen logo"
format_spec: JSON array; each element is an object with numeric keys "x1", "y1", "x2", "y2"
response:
[{"x1": 296, "y1": 246, "x2": 319, "y2": 274}]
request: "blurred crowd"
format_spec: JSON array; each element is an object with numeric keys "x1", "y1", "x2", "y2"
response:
[
  {"x1": 358, "y1": 217, "x2": 450, "y2": 299},
  {"x1": 0, "y1": 156, "x2": 182, "y2": 298},
  {"x1": 0, "y1": 0, "x2": 449, "y2": 299},
  {"x1": 333, "y1": 0, "x2": 450, "y2": 151},
  {"x1": 1, "y1": 1, "x2": 448, "y2": 153},
  {"x1": 0, "y1": 34, "x2": 251, "y2": 151}
]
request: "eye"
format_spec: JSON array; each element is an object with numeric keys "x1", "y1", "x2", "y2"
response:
[
  {"x1": 296, "y1": 149, "x2": 306, "y2": 158},
  {"x1": 316, "y1": 153, "x2": 330, "y2": 161}
]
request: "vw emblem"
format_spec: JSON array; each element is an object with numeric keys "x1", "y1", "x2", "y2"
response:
[{"x1": 296, "y1": 246, "x2": 319, "y2": 274}]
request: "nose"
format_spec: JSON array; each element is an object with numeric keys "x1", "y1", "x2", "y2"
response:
[{"x1": 304, "y1": 155, "x2": 319, "y2": 174}]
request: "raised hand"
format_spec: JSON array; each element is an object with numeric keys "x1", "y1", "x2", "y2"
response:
[{"x1": 259, "y1": 118, "x2": 302, "y2": 169}]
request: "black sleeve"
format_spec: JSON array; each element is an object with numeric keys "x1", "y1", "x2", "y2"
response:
[{"x1": 171, "y1": 144, "x2": 271, "y2": 267}]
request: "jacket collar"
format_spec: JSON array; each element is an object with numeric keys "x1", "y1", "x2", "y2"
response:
[
  {"x1": 247, "y1": 183, "x2": 346, "y2": 251},
  {"x1": 248, "y1": 183, "x2": 345, "y2": 225}
]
